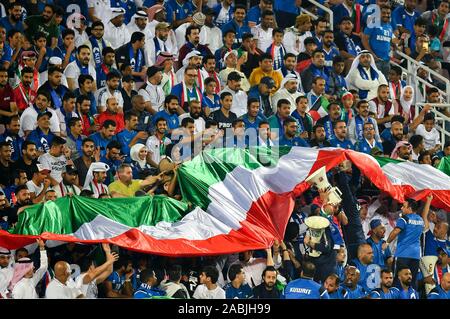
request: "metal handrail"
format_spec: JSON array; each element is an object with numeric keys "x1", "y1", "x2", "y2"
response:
[
  {"x1": 395, "y1": 50, "x2": 450, "y2": 103},
  {"x1": 301, "y1": 8, "x2": 319, "y2": 21},
  {"x1": 308, "y1": 0, "x2": 334, "y2": 31}
]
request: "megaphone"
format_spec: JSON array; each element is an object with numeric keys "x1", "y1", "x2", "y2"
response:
[
  {"x1": 305, "y1": 216, "x2": 330, "y2": 257},
  {"x1": 419, "y1": 255, "x2": 438, "y2": 294},
  {"x1": 305, "y1": 166, "x2": 342, "y2": 205}
]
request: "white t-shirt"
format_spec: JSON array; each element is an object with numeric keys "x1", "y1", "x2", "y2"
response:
[
  {"x1": 75, "y1": 273, "x2": 98, "y2": 299},
  {"x1": 64, "y1": 60, "x2": 97, "y2": 90},
  {"x1": 26, "y1": 180, "x2": 44, "y2": 196},
  {"x1": 415, "y1": 124, "x2": 440, "y2": 150},
  {"x1": 138, "y1": 82, "x2": 165, "y2": 113},
  {"x1": 178, "y1": 113, "x2": 206, "y2": 135},
  {"x1": 19, "y1": 107, "x2": 60, "y2": 137},
  {"x1": 193, "y1": 284, "x2": 226, "y2": 299},
  {"x1": 146, "y1": 135, "x2": 172, "y2": 165},
  {"x1": 95, "y1": 87, "x2": 124, "y2": 113},
  {"x1": 200, "y1": 25, "x2": 223, "y2": 55},
  {"x1": 251, "y1": 25, "x2": 273, "y2": 52},
  {"x1": 87, "y1": 0, "x2": 112, "y2": 23},
  {"x1": 38, "y1": 153, "x2": 67, "y2": 184},
  {"x1": 46, "y1": 278, "x2": 83, "y2": 299}
]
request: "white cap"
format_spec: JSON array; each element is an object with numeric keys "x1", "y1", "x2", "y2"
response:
[{"x1": 223, "y1": 50, "x2": 238, "y2": 61}]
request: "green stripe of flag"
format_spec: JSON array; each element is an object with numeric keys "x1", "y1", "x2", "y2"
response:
[{"x1": 11, "y1": 195, "x2": 187, "y2": 235}]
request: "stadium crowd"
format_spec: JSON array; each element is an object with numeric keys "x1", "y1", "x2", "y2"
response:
[{"x1": 0, "y1": 0, "x2": 449, "y2": 299}]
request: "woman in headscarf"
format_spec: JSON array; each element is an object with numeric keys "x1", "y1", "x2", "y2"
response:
[
  {"x1": 10, "y1": 239, "x2": 47, "y2": 299},
  {"x1": 394, "y1": 85, "x2": 415, "y2": 124},
  {"x1": 130, "y1": 143, "x2": 156, "y2": 179}
]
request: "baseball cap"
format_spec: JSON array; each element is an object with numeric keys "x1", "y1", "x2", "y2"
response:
[
  {"x1": 146, "y1": 65, "x2": 163, "y2": 78},
  {"x1": 155, "y1": 22, "x2": 170, "y2": 30},
  {"x1": 227, "y1": 71, "x2": 243, "y2": 82},
  {"x1": 65, "y1": 165, "x2": 78, "y2": 175},
  {"x1": 37, "y1": 111, "x2": 52, "y2": 120},
  {"x1": 223, "y1": 50, "x2": 238, "y2": 61},
  {"x1": 260, "y1": 76, "x2": 275, "y2": 89},
  {"x1": 367, "y1": 219, "x2": 382, "y2": 236},
  {"x1": 36, "y1": 163, "x2": 51, "y2": 174}
]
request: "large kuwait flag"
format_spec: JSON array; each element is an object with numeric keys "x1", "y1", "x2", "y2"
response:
[{"x1": 0, "y1": 147, "x2": 449, "y2": 256}]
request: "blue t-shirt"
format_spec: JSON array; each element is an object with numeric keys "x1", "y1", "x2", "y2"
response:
[
  {"x1": 0, "y1": 16, "x2": 24, "y2": 33},
  {"x1": 240, "y1": 113, "x2": 267, "y2": 131},
  {"x1": 166, "y1": 0, "x2": 194, "y2": 21},
  {"x1": 428, "y1": 286, "x2": 450, "y2": 299},
  {"x1": 224, "y1": 283, "x2": 253, "y2": 299},
  {"x1": 369, "y1": 287, "x2": 400, "y2": 299},
  {"x1": 343, "y1": 284, "x2": 367, "y2": 299},
  {"x1": 90, "y1": 132, "x2": 117, "y2": 158},
  {"x1": 26, "y1": 128, "x2": 55, "y2": 153},
  {"x1": 329, "y1": 137, "x2": 354, "y2": 150},
  {"x1": 283, "y1": 278, "x2": 329, "y2": 299},
  {"x1": 356, "y1": 139, "x2": 384, "y2": 154},
  {"x1": 203, "y1": 94, "x2": 221, "y2": 112},
  {"x1": 366, "y1": 237, "x2": 392, "y2": 268},
  {"x1": 0, "y1": 44, "x2": 12, "y2": 64},
  {"x1": 152, "y1": 110, "x2": 179, "y2": 131},
  {"x1": 323, "y1": 46, "x2": 340, "y2": 72},
  {"x1": 274, "y1": 0, "x2": 301, "y2": 14},
  {"x1": 397, "y1": 285, "x2": 419, "y2": 299},
  {"x1": 221, "y1": 20, "x2": 251, "y2": 46},
  {"x1": 424, "y1": 229, "x2": 448, "y2": 256},
  {"x1": 54, "y1": 0, "x2": 89, "y2": 25},
  {"x1": 278, "y1": 135, "x2": 310, "y2": 147},
  {"x1": 110, "y1": 0, "x2": 136, "y2": 24},
  {"x1": 391, "y1": 7, "x2": 420, "y2": 33},
  {"x1": 106, "y1": 271, "x2": 125, "y2": 292},
  {"x1": 134, "y1": 283, "x2": 166, "y2": 299},
  {"x1": 328, "y1": 286, "x2": 349, "y2": 299},
  {"x1": 247, "y1": 5, "x2": 262, "y2": 25},
  {"x1": 0, "y1": 131, "x2": 23, "y2": 162},
  {"x1": 350, "y1": 258, "x2": 381, "y2": 292},
  {"x1": 363, "y1": 23, "x2": 393, "y2": 61},
  {"x1": 116, "y1": 129, "x2": 139, "y2": 163},
  {"x1": 395, "y1": 213, "x2": 424, "y2": 260}
]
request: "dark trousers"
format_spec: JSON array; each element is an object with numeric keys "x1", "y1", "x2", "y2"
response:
[{"x1": 394, "y1": 257, "x2": 420, "y2": 290}]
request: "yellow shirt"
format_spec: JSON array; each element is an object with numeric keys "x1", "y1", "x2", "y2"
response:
[
  {"x1": 248, "y1": 67, "x2": 283, "y2": 93},
  {"x1": 108, "y1": 180, "x2": 143, "y2": 197}
]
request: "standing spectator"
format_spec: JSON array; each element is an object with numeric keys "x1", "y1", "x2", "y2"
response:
[
  {"x1": 330, "y1": 120, "x2": 354, "y2": 149},
  {"x1": 193, "y1": 265, "x2": 226, "y2": 299},
  {"x1": 387, "y1": 196, "x2": 433, "y2": 289},
  {"x1": 10, "y1": 239, "x2": 47, "y2": 299},
  {"x1": 117, "y1": 112, "x2": 148, "y2": 163},
  {"x1": 283, "y1": 261, "x2": 329, "y2": 299},
  {"x1": 355, "y1": 122, "x2": 384, "y2": 154},
  {"x1": 46, "y1": 261, "x2": 83, "y2": 299},
  {"x1": 64, "y1": 45, "x2": 96, "y2": 91},
  {"x1": 247, "y1": 0, "x2": 273, "y2": 28},
  {"x1": 348, "y1": 100, "x2": 381, "y2": 144},
  {"x1": 224, "y1": 264, "x2": 253, "y2": 299},
  {"x1": 90, "y1": 120, "x2": 118, "y2": 158},
  {"x1": 388, "y1": 65, "x2": 406, "y2": 101},
  {"x1": 26, "y1": 164, "x2": 51, "y2": 204},
  {"x1": 0, "y1": 141, "x2": 15, "y2": 189},
  {"x1": 221, "y1": 72, "x2": 248, "y2": 118},
  {"x1": 362, "y1": 5, "x2": 394, "y2": 76}
]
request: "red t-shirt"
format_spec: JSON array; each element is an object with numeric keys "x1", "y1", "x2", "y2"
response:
[
  {"x1": 96, "y1": 111, "x2": 125, "y2": 134},
  {"x1": 12, "y1": 84, "x2": 37, "y2": 111},
  {"x1": 0, "y1": 84, "x2": 16, "y2": 111}
]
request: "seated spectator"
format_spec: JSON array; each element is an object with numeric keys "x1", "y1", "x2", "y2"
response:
[
  {"x1": 329, "y1": 120, "x2": 354, "y2": 150},
  {"x1": 83, "y1": 162, "x2": 110, "y2": 198},
  {"x1": 134, "y1": 268, "x2": 166, "y2": 299},
  {"x1": 221, "y1": 4, "x2": 251, "y2": 47},
  {"x1": 102, "y1": 256, "x2": 134, "y2": 298},
  {"x1": 203, "y1": 77, "x2": 221, "y2": 116},
  {"x1": 95, "y1": 71, "x2": 124, "y2": 114},
  {"x1": 355, "y1": 122, "x2": 384, "y2": 154},
  {"x1": 54, "y1": 164, "x2": 81, "y2": 198},
  {"x1": 26, "y1": 112, "x2": 56, "y2": 154},
  {"x1": 249, "y1": 53, "x2": 283, "y2": 93},
  {"x1": 208, "y1": 91, "x2": 237, "y2": 132},
  {"x1": 145, "y1": 117, "x2": 171, "y2": 168},
  {"x1": 159, "y1": 264, "x2": 191, "y2": 299},
  {"x1": 388, "y1": 65, "x2": 406, "y2": 101},
  {"x1": 224, "y1": 264, "x2": 253, "y2": 299},
  {"x1": 251, "y1": 10, "x2": 274, "y2": 53},
  {"x1": 271, "y1": 73, "x2": 302, "y2": 114},
  {"x1": 291, "y1": 95, "x2": 312, "y2": 140},
  {"x1": 268, "y1": 99, "x2": 292, "y2": 140},
  {"x1": 64, "y1": 45, "x2": 96, "y2": 91},
  {"x1": 301, "y1": 50, "x2": 329, "y2": 94},
  {"x1": 45, "y1": 261, "x2": 83, "y2": 299},
  {"x1": 348, "y1": 100, "x2": 381, "y2": 144},
  {"x1": 96, "y1": 97, "x2": 125, "y2": 134},
  {"x1": 130, "y1": 144, "x2": 155, "y2": 179},
  {"x1": 278, "y1": 117, "x2": 309, "y2": 147},
  {"x1": 218, "y1": 50, "x2": 250, "y2": 92},
  {"x1": 345, "y1": 51, "x2": 387, "y2": 101},
  {"x1": 296, "y1": 37, "x2": 317, "y2": 74},
  {"x1": 342, "y1": 266, "x2": 367, "y2": 299},
  {"x1": 328, "y1": 56, "x2": 347, "y2": 99},
  {"x1": 193, "y1": 265, "x2": 226, "y2": 299},
  {"x1": 317, "y1": 102, "x2": 342, "y2": 140},
  {"x1": 38, "y1": 135, "x2": 68, "y2": 186}
]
